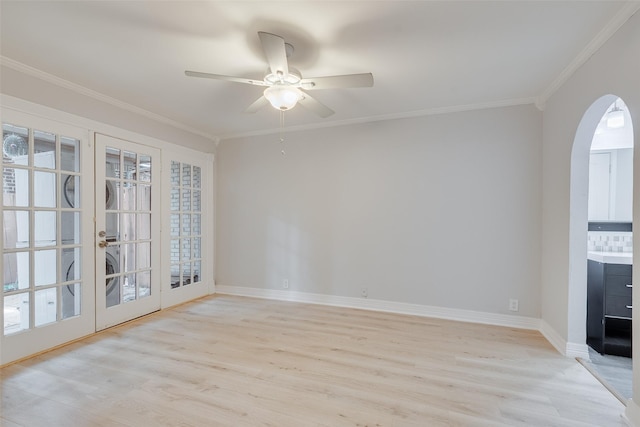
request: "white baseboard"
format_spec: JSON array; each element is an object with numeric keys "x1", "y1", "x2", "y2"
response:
[
  {"x1": 539, "y1": 319, "x2": 567, "y2": 355},
  {"x1": 566, "y1": 342, "x2": 591, "y2": 359},
  {"x1": 215, "y1": 285, "x2": 541, "y2": 330},
  {"x1": 539, "y1": 319, "x2": 591, "y2": 358}
]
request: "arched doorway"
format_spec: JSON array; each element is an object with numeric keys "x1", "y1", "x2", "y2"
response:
[{"x1": 569, "y1": 94, "x2": 635, "y2": 400}]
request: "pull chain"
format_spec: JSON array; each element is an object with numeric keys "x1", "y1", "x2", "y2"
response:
[{"x1": 279, "y1": 110, "x2": 286, "y2": 156}]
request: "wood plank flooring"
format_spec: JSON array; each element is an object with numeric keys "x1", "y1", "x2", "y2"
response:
[{"x1": 1, "y1": 295, "x2": 627, "y2": 426}]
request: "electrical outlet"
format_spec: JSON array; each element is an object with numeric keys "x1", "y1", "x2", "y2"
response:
[
  {"x1": 283, "y1": 279, "x2": 289, "y2": 289},
  {"x1": 361, "y1": 287, "x2": 368, "y2": 298},
  {"x1": 509, "y1": 298, "x2": 519, "y2": 312}
]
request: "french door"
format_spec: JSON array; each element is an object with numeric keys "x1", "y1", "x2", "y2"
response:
[
  {"x1": 2, "y1": 109, "x2": 207, "y2": 365},
  {"x1": 161, "y1": 155, "x2": 209, "y2": 307},
  {"x1": 1, "y1": 112, "x2": 94, "y2": 364},
  {"x1": 94, "y1": 134, "x2": 161, "y2": 330}
]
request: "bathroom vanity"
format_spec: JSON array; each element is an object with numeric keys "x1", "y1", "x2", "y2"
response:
[{"x1": 587, "y1": 252, "x2": 632, "y2": 357}]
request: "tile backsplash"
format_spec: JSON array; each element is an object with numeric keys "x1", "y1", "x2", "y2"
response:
[{"x1": 588, "y1": 231, "x2": 633, "y2": 252}]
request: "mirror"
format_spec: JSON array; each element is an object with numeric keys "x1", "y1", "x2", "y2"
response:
[{"x1": 588, "y1": 98, "x2": 633, "y2": 222}]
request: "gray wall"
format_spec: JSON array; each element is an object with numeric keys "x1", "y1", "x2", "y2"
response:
[
  {"x1": 540, "y1": 9, "x2": 640, "y2": 421},
  {"x1": 217, "y1": 104, "x2": 542, "y2": 317},
  {"x1": 541, "y1": 10, "x2": 640, "y2": 342}
]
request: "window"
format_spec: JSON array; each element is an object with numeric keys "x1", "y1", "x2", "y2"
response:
[
  {"x1": 2, "y1": 123, "x2": 82, "y2": 335},
  {"x1": 170, "y1": 161, "x2": 202, "y2": 288}
]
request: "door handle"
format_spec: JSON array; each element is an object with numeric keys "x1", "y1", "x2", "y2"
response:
[
  {"x1": 98, "y1": 240, "x2": 109, "y2": 248},
  {"x1": 98, "y1": 231, "x2": 106, "y2": 238}
]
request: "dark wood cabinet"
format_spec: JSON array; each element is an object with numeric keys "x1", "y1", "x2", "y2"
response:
[{"x1": 587, "y1": 260, "x2": 632, "y2": 357}]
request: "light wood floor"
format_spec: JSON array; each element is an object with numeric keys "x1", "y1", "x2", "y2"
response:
[{"x1": 1, "y1": 295, "x2": 627, "y2": 426}]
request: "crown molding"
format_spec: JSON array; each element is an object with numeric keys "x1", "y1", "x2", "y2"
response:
[
  {"x1": 219, "y1": 96, "x2": 538, "y2": 141},
  {"x1": 5, "y1": 1, "x2": 635, "y2": 143},
  {"x1": 2, "y1": 54, "x2": 533, "y2": 144},
  {"x1": 0, "y1": 56, "x2": 219, "y2": 142},
  {"x1": 537, "y1": 1, "x2": 640, "y2": 108}
]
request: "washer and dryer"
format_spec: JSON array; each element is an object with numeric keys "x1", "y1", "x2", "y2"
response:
[
  {"x1": 60, "y1": 175, "x2": 82, "y2": 318},
  {"x1": 61, "y1": 168, "x2": 121, "y2": 313},
  {"x1": 103, "y1": 175, "x2": 120, "y2": 307}
]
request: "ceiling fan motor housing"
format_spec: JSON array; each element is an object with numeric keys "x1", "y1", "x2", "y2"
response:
[{"x1": 265, "y1": 67, "x2": 301, "y2": 85}]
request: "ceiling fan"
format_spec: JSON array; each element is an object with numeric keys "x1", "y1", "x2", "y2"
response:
[{"x1": 185, "y1": 31, "x2": 374, "y2": 118}]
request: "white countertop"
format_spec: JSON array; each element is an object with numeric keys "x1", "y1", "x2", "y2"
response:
[{"x1": 587, "y1": 251, "x2": 633, "y2": 265}]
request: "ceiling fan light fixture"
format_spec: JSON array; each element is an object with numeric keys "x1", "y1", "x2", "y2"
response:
[
  {"x1": 264, "y1": 85, "x2": 300, "y2": 111},
  {"x1": 185, "y1": 32, "x2": 372, "y2": 118}
]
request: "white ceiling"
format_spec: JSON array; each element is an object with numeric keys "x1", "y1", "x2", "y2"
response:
[{"x1": 0, "y1": 1, "x2": 636, "y2": 141}]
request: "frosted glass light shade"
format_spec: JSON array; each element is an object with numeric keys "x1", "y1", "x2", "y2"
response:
[
  {"x1": 607, "y1": 109, "x2": 625, "y2": 129},
  {"x1": 264, "y1": 85, "x2": 300, "y2": 111}
]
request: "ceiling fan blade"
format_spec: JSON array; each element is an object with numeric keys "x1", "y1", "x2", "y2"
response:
[
  {"x1": 258, "y1": 31, "x2": 289, "y2": 76},
  {"x1": 245, "y1": 96, "x2": 270, "y2": 114},
  {"x1": 185, "y1": 70, "x2": 267, "y2": 86},
  {"x1": 299, "y1": 73, "x2": 374, "y2": 90},
  {"x1": 298, "y1": 91, "x2": 335, "y2": 118}
]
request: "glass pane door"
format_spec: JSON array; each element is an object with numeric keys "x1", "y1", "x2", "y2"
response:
[
  {"x1": 170, "y1": 161, "x2": 203, "y2": 288},
  {"x1": 1, "y1": 114, "x2": 94, "y2": 365},
  {"x1": 162, "y1": 157, "x2": 209, "y2": 308},
  {"x1": 95, "y1": 134, "x2": 160, "y2": 330}
]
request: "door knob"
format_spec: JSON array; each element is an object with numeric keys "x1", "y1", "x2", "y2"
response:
[
  {"x1": 98, "y1": 231, "x2": 106, "y2": 237},
  {"x1": 98, "y1": 240, "x2": 109, "y2": 248}
]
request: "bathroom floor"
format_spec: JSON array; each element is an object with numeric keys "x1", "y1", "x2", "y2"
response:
[{"x1": 582, "y1": 347, "x2": 632, "y2": 402}]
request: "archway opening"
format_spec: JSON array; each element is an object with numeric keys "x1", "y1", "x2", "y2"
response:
[{"x1": 569, "y1": 95, "x2": 634, "y2": 402}]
